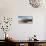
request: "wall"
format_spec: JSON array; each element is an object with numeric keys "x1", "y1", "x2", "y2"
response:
[
  {"x1": 44, "y1": 16, "x2": 46, "y2": 40},
  {"x1": 0, "y1": 0, "x2": 46, "y2": 40}
]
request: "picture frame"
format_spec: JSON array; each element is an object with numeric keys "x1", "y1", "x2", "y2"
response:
[{"x1": 18, "y1": 16, "x2": 33, "y2": 24}]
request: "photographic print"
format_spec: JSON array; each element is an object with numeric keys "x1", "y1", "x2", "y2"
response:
[{"x1": 18, "y1": 16, "x2": 33, "y2": 24}]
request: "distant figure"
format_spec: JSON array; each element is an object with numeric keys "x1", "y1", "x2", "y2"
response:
[{"x1": 32, "y1": 35, "x2": 38, "y2": 41}]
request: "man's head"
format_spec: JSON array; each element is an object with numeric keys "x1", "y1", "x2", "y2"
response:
[{"x1": 34, "y1": 35, "x2": 36, "y2": 37}]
